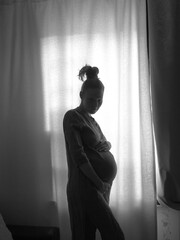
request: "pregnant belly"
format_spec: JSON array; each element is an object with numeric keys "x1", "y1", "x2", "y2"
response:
[{"x1": 85, "y1": 148, "x2": 117, "y2": 183}]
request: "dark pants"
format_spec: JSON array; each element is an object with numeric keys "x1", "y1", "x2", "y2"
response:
[
  {"x1": 83, "y1": 187, "x2": 125, "y2": 240},
  {"x1": 67, "y1": 174, "x2": 125, "y2": 240}
]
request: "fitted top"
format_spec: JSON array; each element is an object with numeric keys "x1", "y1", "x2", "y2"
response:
[{"x1": 63, "y1": 107, "x2": 117, "y2": 183}]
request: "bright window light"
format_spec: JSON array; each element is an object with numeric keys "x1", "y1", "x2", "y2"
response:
[
  {"x1": 40, "y1": 32, "x2": 144, "y2": 206},
  {"x1": 40, "y1": 36, "x2": 61, "y2": 132}
]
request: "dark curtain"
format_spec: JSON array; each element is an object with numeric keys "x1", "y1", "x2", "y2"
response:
[{"x1": 147, "y1": 0, "x2": 180, "y2": 209}]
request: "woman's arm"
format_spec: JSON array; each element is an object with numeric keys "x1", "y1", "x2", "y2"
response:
[{"x1": 79, "y1": 162, "x2": 110, "y2": 193}]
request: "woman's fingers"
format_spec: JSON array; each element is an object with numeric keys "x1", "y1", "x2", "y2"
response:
[{"x1": 95, "y1": 141, "x2": 110, "y2": 152}]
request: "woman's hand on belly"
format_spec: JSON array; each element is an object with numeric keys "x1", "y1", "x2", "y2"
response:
[
  {"x1": 94, "y1": 141, "x2": 111, "y2": 152},
  {"x1": 101, "y1": 182, "x2": 111, "y2": 194}
]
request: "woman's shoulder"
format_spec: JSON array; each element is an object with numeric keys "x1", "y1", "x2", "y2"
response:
[
  {"x1": 63, "y1": 108, "x2": 80, "y2": 120},
  {"x1": 63, "y1": 108, "x2": 84, "y2": 126}
]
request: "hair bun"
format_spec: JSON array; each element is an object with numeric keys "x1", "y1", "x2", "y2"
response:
[
  {"x1": 86, "y1": 66, "x2": 99, "y2": 79},
  {"x1": 78, "y1": 65, "x2": 99, "y2": 81}
]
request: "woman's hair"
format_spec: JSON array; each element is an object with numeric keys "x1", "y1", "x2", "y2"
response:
[{"x1": 78, "y1": 65, "x2": 104, "y2": 92}]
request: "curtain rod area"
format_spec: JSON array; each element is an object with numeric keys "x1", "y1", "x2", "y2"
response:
[{"x1": 0, "y1": 0, "x2": 49, "y2": 5}]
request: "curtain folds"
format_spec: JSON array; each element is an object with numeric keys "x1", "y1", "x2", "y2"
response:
[
  {"x1": 0, "y1": 0, "x2": 156, "y2": 239},
  {"x1": 147, "y1": 0, "x2": 180, "y2": 210}
]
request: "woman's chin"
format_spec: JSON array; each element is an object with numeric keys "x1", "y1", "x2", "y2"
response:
[{"x1": 89, "y1": 109, "x2": 98, "y2": 114}]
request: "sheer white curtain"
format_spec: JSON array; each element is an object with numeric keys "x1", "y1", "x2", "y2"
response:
[{"x1": 0, "y1": 0, "x2": 156, "y2": 240}]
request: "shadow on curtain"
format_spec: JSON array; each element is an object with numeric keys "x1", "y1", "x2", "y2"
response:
[
  {"x1": 0, "y1": 0, "x2": 156, "y2": 240},
  {"x1": 147, "y1": 0, "x2": 180, "y2": 210}
]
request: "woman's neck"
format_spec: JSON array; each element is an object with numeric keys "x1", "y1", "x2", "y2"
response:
[{"x1": 77, "y1": 105, "x2": 91, "y2": 117}]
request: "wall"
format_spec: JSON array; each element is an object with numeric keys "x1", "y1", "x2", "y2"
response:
[{"x1": 157, "y1": 205, "x2": 180, "y2": 240}]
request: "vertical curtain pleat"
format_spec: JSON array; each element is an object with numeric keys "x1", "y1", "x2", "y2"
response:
[
  {"x1": 0, "y1": 2, "x2": 55, "y2": 226},
  {"x1": 147, "y1": 0, "x2": 180, "y2": 210}
]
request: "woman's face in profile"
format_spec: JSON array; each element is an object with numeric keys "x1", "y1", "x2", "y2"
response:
[{"x1": 80, "y1": 88, "x2": 104, "y2": 114}]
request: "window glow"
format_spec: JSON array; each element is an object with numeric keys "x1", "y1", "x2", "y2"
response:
[
  {"x1": 40, "y1": 36, "x2": 61, "y2": 132},
  {"x1": 40, "y1": 32, "x2": 147, "y2": 206}
]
